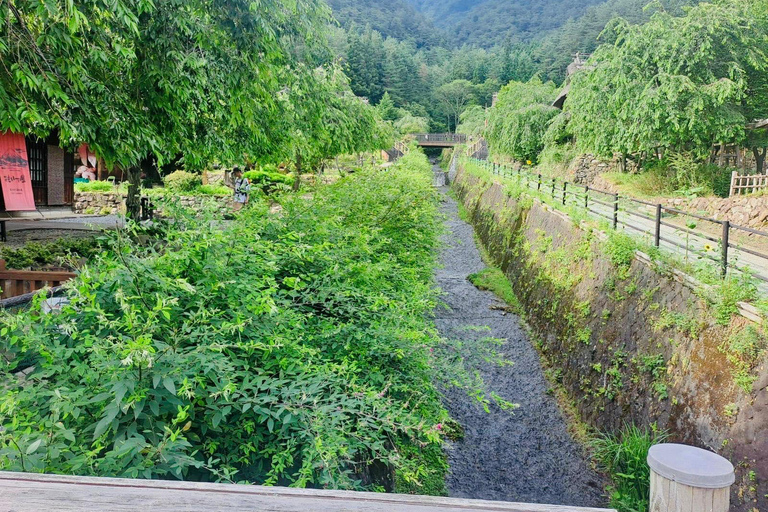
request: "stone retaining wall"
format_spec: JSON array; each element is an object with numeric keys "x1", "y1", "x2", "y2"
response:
[
  {"x1": 73, "y1": 193, "x2": 124, "y2": 215},
  {"x1": 73, "y1": 192, "x2": 231, "y2": 216},
  {"x1": 453, "y1": 162, "x2": 768, "y2": 511}
]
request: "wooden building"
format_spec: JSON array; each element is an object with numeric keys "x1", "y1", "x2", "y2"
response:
[{"x1": 0, "y1": 134, "x2": 76, "y2": 213}]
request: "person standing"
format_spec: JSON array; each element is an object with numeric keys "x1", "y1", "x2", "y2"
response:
[{"x1": 232, "y1": 167, "x2": 251, "y2": 211}]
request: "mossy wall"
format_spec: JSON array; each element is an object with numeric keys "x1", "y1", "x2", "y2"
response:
[{"x1": 452, "y1": 162, "x2": 768, "y2": 512}]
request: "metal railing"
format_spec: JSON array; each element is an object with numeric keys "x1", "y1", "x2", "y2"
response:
[
  {"x1": 471, "y1": 159, "x2": 768, "y2": 285},
  {"x1": 414, "y1": 133, "x2": 467, "y2": 144}
]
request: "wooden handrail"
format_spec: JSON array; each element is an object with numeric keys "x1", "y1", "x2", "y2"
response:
[
  {"x1": 0, "y1": 472, "x2": 617, "y2": 512},
  {"x1": 0, "y1": 259, "x2": 76, "y2": 299}
]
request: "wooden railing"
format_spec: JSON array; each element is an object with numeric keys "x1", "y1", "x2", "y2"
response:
[
  {"x1": 466, "y1": 138, "x2": 487, "y2": 158},
  {"x1": 730, "y1": 170, "x2": 768, "y2": 196},
  {"x1": 0, "y1": 472, "x2": 616, "y2": 512},
  {"x1": 0, "y1": 260, "x2": 75, "y2": 300},
  {"x1": 394, "y1": 140, "x2": 410, "y2": 155},
  {"x1": 414, "y1": 133, "x2": 467, "y2": 145}
]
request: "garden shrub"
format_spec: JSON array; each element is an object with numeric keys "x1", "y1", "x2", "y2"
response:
[
  {"x1": 74, "y1": 181, "x2": 116, "y2": 193},
  {"x1": 0, "y1": 152, "x2": 489, "y2": 493},
  {"x1": 0, "y1": 238, "x2": 102, "y2": 270},
  {"x1": 243, "y1": 169, "x2": 295, "y2": 194},
  {"x1": 164, "y1": 171, "x2": 202, "y2": 192}
]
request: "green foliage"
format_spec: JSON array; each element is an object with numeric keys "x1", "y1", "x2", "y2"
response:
[
  {"x1": 0, "y1": 152, "x2": 486, "y2": 492},
  {"x1": 164, "y1": 172, "x2": 202, "y2": 193},
  {"x1": 456, "y1": 106, "x2": 488, "y2": 138},
  {"x1": 605, "y1": 232, "x2": 638, "y2": 270},
  {"x1": 0, "y1": 238, "x2": 102, "y2": 270},
  {"x1": 487, "y1": 78, "x2": 559, "y2": 163},
  {"x1": 74, "y1": 182, "x2": 118, "y2": 193},
  {"x1": 568, "y1": 1, "x2": 768, "y2": 159},
  {"x1": 194, "y1": 185, "x2": 233, "y2": 197},
  {"x1": 721, "y1": 325, "x2": 767, "y2": 392},
  {"x1": 242, "y1": 171, "x2": 295, "y2": 194},
  {"x1": 468, "y1": 268, "x2": 522, "y2": 313},
  {"x1": 590, "y1": 425, "x2": 669, "y2": 512}
]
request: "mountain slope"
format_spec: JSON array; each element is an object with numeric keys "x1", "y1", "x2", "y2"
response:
[
  {"x1": 406, "y1": 0, "x2": 607, "y2": 47},
  {"x1": 326, "y1": 0, "x2": 446, "y2": 47}
]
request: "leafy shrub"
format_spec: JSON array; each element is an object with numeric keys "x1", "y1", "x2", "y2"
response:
[
  {"x1": 590, "y1": 425, "x2": 669, "y2": 512},
  {"x1": 74, "y1": 181, "x2": 117, "y2": 193},
  {"x1": 195, "y1": 184, "x2": 232, "y2": 197},
  {"x1": 243, "y1": 169, "x2": 295, "y2": 194},
  {"x1": 164, "y1": 171, "x2": 202, "y2": 192},
  {"x1": 605, "y1": 232, "x2": 638, "y2": 270},
  {"x1": 0, "y1": 238, "x2": 102, "y2": 270},
  {"x1": 0, "y1": 152, "x2": 492, "y2": 493}
]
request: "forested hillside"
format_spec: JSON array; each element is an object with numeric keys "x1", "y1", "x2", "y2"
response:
[
  {"x1": 406, "y1": 0, "x2": 606, "y2": 47},
  {"x1": 326, "y1": 0, "x2": 446, "y2": 47}
]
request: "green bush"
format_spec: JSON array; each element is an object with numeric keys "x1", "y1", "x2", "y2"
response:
[
  {"x1": 74, "y1": 181, "x2": 116, "y2": 193},
  {"x1": 0, "y1": 152, "x2": 492, "y2": 493},
  {"x1": 0, "y1": 238, "x2": 102, "y2": 270},
  {"x1": 195, "y1": 184, "x2": 232, "y2": 197},
  {"x1": 164, "y1": 171, "x2": 202, "y2": 192},
  {"x1": 590, "y1": 425, "x2": 669, "y2": 512},
  {"x1": 243, "y1": 169, "x2": 294, "y2": 194}
]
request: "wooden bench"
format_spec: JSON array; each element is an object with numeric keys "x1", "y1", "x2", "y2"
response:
[{"x1": 0, "y1": 472, "x2": 616, "y2": 512}]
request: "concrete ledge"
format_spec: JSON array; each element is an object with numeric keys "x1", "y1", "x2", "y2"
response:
[{"x1": 0, "y1": 472, "x2": 616, "y2": 512}]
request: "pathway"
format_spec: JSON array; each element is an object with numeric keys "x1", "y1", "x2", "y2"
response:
[{"x1": 434, "y1": 177, "x2": 605, "y2": 506}]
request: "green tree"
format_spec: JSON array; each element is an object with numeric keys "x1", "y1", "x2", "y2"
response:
[
  {"x1": 434, "y1": 80, "x2": 476, "y2": 132},
  {"x1": 486, "y1": 77, "x2": 559, "y2": 162},
  {"x1": 567, "y1": 0, "x2": 768, "y2": 163},
  {"x1": 0, "y1": 0, "x2": 332, "y2": 218}
]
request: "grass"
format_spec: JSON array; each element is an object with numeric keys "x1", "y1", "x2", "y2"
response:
[
  {"x1": 590, "y1": 425, "x2": 669, "y2": 512},
  {"x1": 468, "y1": 267, "x2": 522, "y2": 313}
]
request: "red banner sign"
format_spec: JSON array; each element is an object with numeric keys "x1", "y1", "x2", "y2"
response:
[{"x1": 0, "y1": 132, "x2": 36, "y2": 211}]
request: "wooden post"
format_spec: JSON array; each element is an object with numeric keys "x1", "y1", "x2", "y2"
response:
[
  {"x1": 729, "y1": 171, "x2": 738, "y2": 197},
  {"x1": 648, "y1": 444, "x2": 734, "y2": 512}
]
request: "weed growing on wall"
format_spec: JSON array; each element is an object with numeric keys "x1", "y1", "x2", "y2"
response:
[{"x1": 0, "y1": 152, "x2": 486, "y2": 493}]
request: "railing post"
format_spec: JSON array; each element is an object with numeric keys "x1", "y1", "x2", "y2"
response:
[
  {"x1": 562, "y1": 182, "x2": 567, "y2": 205},
  {"x1": 655, "y1": 204, "x2": 662, "y2": 247},
  {"x1": 551, "y1": 178, "x2": 556, "y2": 197},
  {"x1": 584, "y1": 186, "x2": 589, "y2": 209},
  {"x1": 648, "y1": 444, "x2": 734, "y2": 512},
  {"x1": 722, "y1": 220, "x2": 730, "y2": 278},
  {"x1": 538, "y1": 174, "x2": 542, "y2": 191},
  {"x1": 613, "y1": 194, "x2": 619, "y2": 230}
]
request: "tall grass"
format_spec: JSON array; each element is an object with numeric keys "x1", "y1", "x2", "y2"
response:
[{"x1": 590, "y1": 425, "x2": 669, "y2": 512}]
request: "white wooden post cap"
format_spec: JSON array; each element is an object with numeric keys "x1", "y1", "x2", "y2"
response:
[{"x1": 648, "y1": 443, "x2": 735, "y2": 489}]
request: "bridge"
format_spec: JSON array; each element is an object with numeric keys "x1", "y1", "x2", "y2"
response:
[{"x1": 414, "y1": 133, "x2": 467, "y2": 147}]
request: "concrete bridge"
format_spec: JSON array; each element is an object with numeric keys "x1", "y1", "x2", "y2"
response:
[{"x1": 414, "y1": 133, "x2": 467, "y2": 147}]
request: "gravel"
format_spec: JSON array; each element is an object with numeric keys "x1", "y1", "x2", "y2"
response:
[{"x1": 435, "y1": 181, "x2": 606, "y2": 507}]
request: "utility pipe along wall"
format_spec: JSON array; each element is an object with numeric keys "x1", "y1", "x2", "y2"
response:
[{"x1": 451, "y1": 161, "x2": 768, "y2": 512}]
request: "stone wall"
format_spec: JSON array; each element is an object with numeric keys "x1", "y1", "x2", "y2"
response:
[
  {"x1": 73, "y1": 193, "x2": 231, "y2": 216},
  {"x1": 73, "y1": 193, "x2": 124, "y2": 215},
  {"x1": 453, "y1": 162, "x2": 768, "y2": 511}
]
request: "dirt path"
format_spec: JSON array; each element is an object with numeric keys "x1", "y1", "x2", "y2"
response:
[{"x1": 435, "y1": 181, "x2": 606, "y2": 507}]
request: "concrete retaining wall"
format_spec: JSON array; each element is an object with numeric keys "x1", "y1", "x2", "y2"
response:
[{"x1": 452, "y1": 162, "x2": 768, "y2": 511}]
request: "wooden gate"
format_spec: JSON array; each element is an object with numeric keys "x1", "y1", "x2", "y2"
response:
[{"x1": 26, "y1": 136, "x2": 48, "y2": 206}]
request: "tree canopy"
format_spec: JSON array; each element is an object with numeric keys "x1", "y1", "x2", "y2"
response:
[{"x1": 566, "y1": 0, "x2": 768, "y2": 160}]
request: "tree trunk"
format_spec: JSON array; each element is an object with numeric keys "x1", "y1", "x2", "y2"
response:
[
  {"x1": 125, "y1": 166, "x2": 142, "y2": 220},
  {"x1": 755, "y1": 147, "x2": 767, "y2": 175},
  {"x1": 292, "y1": 153, "x2": 302, "y2": 192}
]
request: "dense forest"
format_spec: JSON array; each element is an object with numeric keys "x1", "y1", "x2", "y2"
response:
[{"x1": 326, "y1": 0, "x2": 704, "y2": 132}]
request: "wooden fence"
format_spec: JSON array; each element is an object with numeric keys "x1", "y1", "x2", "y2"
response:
[
  {"x1": 0, "y1": 260, "x2": 75, "y2": 300},
  {"x1": 729, "y1": 170, "x2": 768, "y2": 196}
]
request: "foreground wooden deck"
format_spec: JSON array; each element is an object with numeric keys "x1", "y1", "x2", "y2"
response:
[{"x1": 0, "y1": 472, "x2": 616, "y2": 512}]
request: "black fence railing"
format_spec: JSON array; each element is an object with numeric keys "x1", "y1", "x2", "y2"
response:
[{"x1": 471, "y1": 158, "x2": 768, "y2": 284}]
